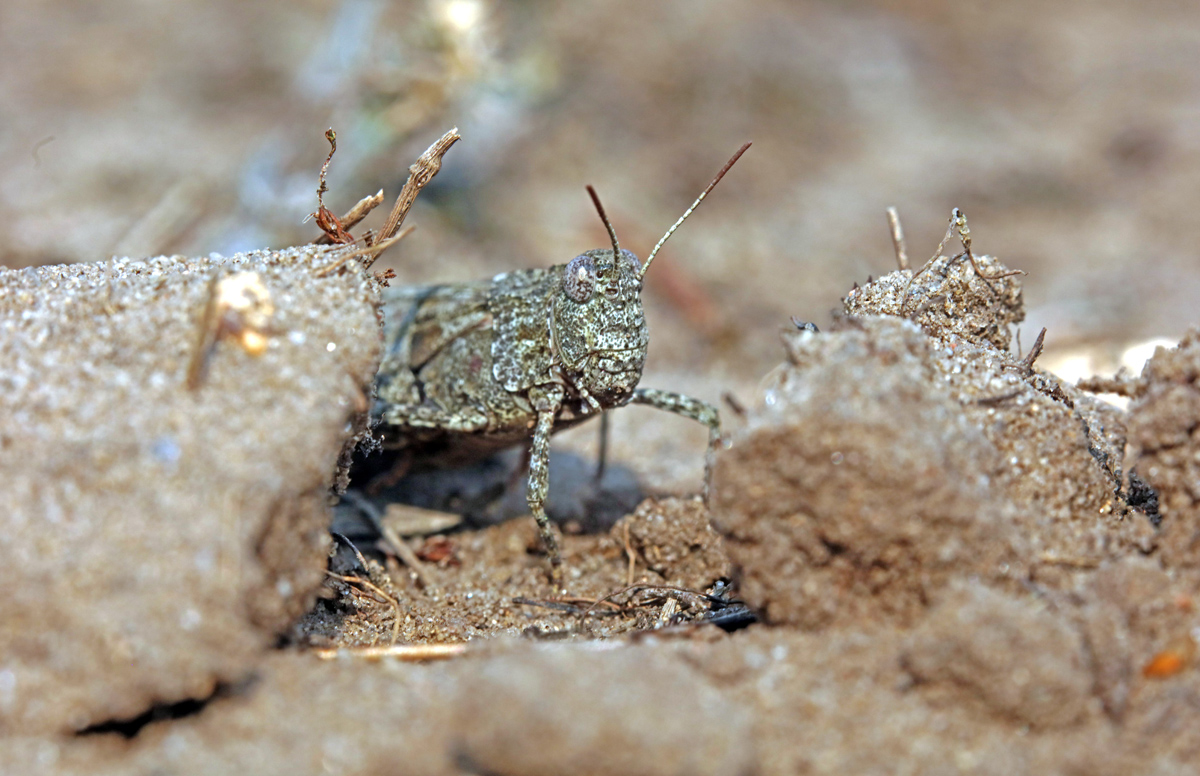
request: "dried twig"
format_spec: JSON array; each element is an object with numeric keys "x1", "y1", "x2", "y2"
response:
[
  {"x1": 327, "y1": 571, "x2": 402, "y2": 644},
  {"x1": 973, "y1": 387, "x2": 1025, "y2": 406},
  {"x1": 339, "y1": 490, "x2": 437, "y2": 591},
  {"x1": 1012, "y1": 327, "x2": 1046, "y2": 376},
  {"x1": 314, "y1": 189, "x2": 386, "y2": 245},
  {"x1": 310, "y1": 129, "x2": 355, "y2": 245},
  {"x1": 312, "y1": 643, "x2": 467, "y2": 661},
  {"x1": 313, "y1": 226, "x2": 414, "y2": 278},
  {"x1": 582, "y1": 583, "x2": 717, "y2": 618},
  {"x1": 1037, "y1": 553, "x2": 1099, "y2": 569},
  {"x1": 374, "y1": 127, "x2": 462, "y2": 264},
  {"x1": 330, "y1": 531, "x2": 371, "y2": 573},
  {"x1": 512, "y1": 597, "x2": 624, "y2": 615},
  {"x1": 382, "y1": 503, "x2": 463, "y2": 536},
  {"x1": 623, "y1": 521, "x2": 637, "y2": 586},
  {"x1": 900, "y1": 208, "x2": 1026, "y2": 315},
  {"x1": 886, "y1": 206, "x2": 908, "y2": 270}
]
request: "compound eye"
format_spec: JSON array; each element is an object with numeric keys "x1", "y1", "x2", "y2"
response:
[{"x1": 564, "y1": 254, "x2": 595, "y2": 302}]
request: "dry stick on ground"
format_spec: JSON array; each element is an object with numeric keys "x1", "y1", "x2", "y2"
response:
[
  {"x1": 899, "y1": 208, "x2": 1026, "y2": 315},
  {"x1": 313, "y1": 226, "x2": 414, "y2": 278},
  {"x1": 623, "y1": 522, "x2": 637, "y2": 587},
  {"x1": 975, "y1": 327, "x2": 1047, "y2": 404},
  {"x1": 1009, "y1": 327, "x2": 1047, "y2": 376},
  {"x1": 886, "y1": 206, "x2": 909, "y2": 270},
  {"x1": 581, "y1": 583, "x2": 719, "y2": 619},
  {"x1": 326, "y1": 571, "x2": 402, "y2": 644},
  {"x1": 973, "y1": 387, "x2": 1026, "y2": 406},
  {"x1": 312, "y1": 643, "x2": 467, "y2": 661},
  {"x1": 313, "y1": 189, "x2": 386, "y2": 246},
  {"x1": 310, "y1": 130, "x2": 355, "y2": 245},
  {"x1": 339, "y1": 490, "x2": 437, "y2": 591},
  {"x1": 512, "y1": 597, "x2": 625, "y2": 615},
  {"x1": 371, "y1": 127, "x2": 462, "y2": 268},
  {"x1": 331, "y1": 531, "x2": 372, "y2": 573},
  {"x1": 312, "y1": 127, "x2": 460, "y2": 276}
]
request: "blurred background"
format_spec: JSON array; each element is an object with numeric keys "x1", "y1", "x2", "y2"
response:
[{"x1": 2, "y1": 0, "x2": 1197, "y2": 489}]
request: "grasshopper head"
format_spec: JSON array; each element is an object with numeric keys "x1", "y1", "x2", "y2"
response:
[
  {"x1": 550, "y1": 247, "x2": 648, "y2": 405},
  {"x1": 551, "y1": 144, "x2": 749, "y2": 408}
]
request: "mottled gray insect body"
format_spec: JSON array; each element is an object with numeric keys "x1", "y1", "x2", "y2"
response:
[{"x1": 370, "y1": 145, "x2": 749, "y2": 582}]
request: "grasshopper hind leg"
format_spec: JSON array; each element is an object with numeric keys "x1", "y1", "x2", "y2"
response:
[{"x1": 630, "y1": 388, "x2": 722, "y2": 503}]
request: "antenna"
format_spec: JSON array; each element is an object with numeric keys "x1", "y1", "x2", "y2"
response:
[
  {"x1": 586, "y1": 184, "x2": 621, "y2": 263},
  {"x1": 639, "y1": 141, "x2": 751, "y2": 280}
]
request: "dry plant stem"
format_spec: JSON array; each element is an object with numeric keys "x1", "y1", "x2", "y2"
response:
[
  {"x1": 1015, "y1": 327, "x2": 1047, "y2": 375},
  {"x1": 311, "y1": 643, "x2": 467, "y2": 661},
  {"x1": 512, "y1": 597, "x2": 624, "y2": 615},
  {"x1": 331, "y1": 531, "x2": 371, "y2": 572},
  {"x1": 974, "y1": 387, "x2": 1025, "y2": 406},
  {"x1": 582, "y1": 583, "x2": 715, "y2": 618},
  {"x1": 375, "y1": 127, "x2": 462, "y2": 262},
  {"x1": 899, "y1": 208, "x2": 1026, "y2": 314},
  {"x1": 1037, "y1": 553, "x2": 1100, "y2": 569},
  {"x1": 313, "y1": 226, "x2": 414, "y2": 278},
  {"x1": 327, "y1": 571, "x2": 402, "y2": 644},
  {"x1": 886, "y1": 206, "x2": 909, "y2": 270},
  {"x1": 899, "y1": 219, "x2": 957, "y2": 315},
  {"x1": 960, "y1": 250, "x2": 1026, "y2": 295},
  {"x1": 314, "y1": 189, "x2": 385, "y2": 245},
  {"x1": 623, "y1": 521, "x2": 637, "y2": 586},
  {"x1": 340, "y1": 490, "x2": 437, "y2": 591}
]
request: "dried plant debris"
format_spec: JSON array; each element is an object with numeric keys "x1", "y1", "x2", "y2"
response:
[
  {"x1": 295, "y1": 497, "x2": 737, "y2": 649},
  {"x1": 845, "y1": 208, "x2": 1025, "y2": 350}
]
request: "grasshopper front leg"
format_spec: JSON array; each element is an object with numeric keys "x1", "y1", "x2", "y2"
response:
[
  {"x1": 630, "y1": 388, "x2": 722, "y2": 502},
  {"x1": 527, "y1": 385, "x2": 565, "y2": 583}
]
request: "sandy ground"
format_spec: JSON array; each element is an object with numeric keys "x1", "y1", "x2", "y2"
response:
[
  {"x1": 5, "y1": 2, "x2": 1200, "y2": 774},
  {"x1": 3, "y1": 234, "x2": 1199, "y2": 774}
]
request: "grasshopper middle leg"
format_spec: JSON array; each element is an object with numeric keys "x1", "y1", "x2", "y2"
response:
[{"x1": 630, "y1": 387, "x2": 722, "y2": 502}]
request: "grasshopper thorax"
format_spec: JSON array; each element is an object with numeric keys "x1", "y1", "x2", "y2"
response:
[{"x1": 549, "y1": 247, "x2": 648, "y2": 407}]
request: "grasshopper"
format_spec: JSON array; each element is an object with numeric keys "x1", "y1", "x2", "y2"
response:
[{"x1": 369, "y1": 143, "x2": 750, "y2": 582}]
